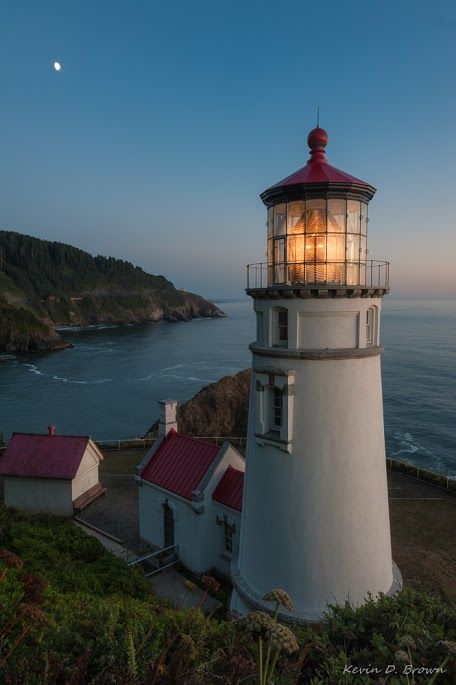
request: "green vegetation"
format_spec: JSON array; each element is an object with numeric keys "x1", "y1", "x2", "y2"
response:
[
  {"x1": 0, "y1": 230, "x2": 221, "y2": 351},
  {"x1": 99, "y1": 448, "x2": 149, "y2": 474},
  {"x1": 0, "y1": 230, "x2": 176, "y2": 302},
  {"x1": 1, "y1": 504, "x2": 455, "y2": 684},
  {"x1": 0, "y1": 505, "x2": 230, "y2": 684},
  {"x1": 0, "y1": 299, "x2": 49, "y2": 336}
]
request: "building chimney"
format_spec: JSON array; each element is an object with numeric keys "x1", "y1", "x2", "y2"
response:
[
  {"x1": 47, "y1": 424, "x2": 56, "y2": 436},
  {"x1": 158, "y1": 400, "x2": 177, "y2": 436}
]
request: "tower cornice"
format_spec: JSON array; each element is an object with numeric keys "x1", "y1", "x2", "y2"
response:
[
  {"x1": 246, "y1": 286, "x2": 390, "y2": 300},
  {"x1": 250, "y1": 342, "x2": 384, "y2": 360}
]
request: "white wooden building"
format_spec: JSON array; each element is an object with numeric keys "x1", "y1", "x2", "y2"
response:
[
  {"x1": 136, "y1": 402, "x2": 245, "y2": 576},
  {"x1": 0, "y1": 426, "x2": 105, "y2": 516}
]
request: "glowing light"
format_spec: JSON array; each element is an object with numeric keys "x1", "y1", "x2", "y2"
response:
[
  {"x1": 53, "y1": 62, "x2": 61, "y2": 72},
  {"x1": 285, "y1": 206, "x2": 347, "y2": 285}
]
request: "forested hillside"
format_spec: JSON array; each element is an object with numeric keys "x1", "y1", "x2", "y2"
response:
[{"x1": 0, "y1": 230, "x2": 224, "y2": 352}]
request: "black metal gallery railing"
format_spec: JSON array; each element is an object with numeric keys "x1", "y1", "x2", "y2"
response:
[{"x1": 246, "y1": 260, "x2": 390, "y2": 289}]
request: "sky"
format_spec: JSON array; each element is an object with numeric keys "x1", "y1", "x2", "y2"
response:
[{"x1": 0, "y1": 0, "x2": 455, "y2": 299}]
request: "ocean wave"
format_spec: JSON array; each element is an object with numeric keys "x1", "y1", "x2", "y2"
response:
[
  {"x1": 55, "y1": 324, "x2": 121, "y2": 331},
  {"x1": 52, "y1": 375, "x2": 113, "y2": 385},
  {"x1": 23, "y1": 364, "x2": 45, "y2": 376},
  {"x1": 0, "y1": 354, "x2": 17, "y2": 363},
  {"x1": 388, "y1": 430, "x2": 454, "y2": 474},
  {"x1": 391, "y1": 431, "x2": 435, "y2": 458},
  {"x1": 160, "y1": 363, "x2": 186, "y2": 372},
  {"x1": 186, "y1": 376, "x2": 217, "y2": 383}
]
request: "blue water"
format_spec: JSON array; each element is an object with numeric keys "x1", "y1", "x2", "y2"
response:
[{"x1": 0, "y1": 299, "x2": 455, "y2": 476}]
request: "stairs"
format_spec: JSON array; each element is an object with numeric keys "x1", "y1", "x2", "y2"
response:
[{"x1": 73, "y1": 483, "x2": 107, "y2": 512}]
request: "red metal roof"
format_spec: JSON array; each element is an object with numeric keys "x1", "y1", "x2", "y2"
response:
[
  {"x1": 266, "y1": 127, "x2": 373, "y2": 192},
  {"x1": 0, "y1": 433, "x2": 90, "y2": 479},
  {"x1": 212, "y1": 466, "x2": 244, "y2": 512},
  {"x1": 141, "y1": 430, "x2": 221, "y2": 500}
]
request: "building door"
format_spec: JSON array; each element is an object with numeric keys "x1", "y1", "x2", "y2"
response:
[{"x1": 163, "y1": 503, "x2": 174, "y2": 548}]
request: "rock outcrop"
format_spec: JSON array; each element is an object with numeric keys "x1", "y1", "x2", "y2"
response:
[{"x1": 145, "y1": 368, "x2": 251, "y2": 438}]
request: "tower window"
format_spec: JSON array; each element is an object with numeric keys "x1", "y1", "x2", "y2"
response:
[
  {"x1": 274, "y1": 308, "x2": 288, "y2": 346},
  {"x1": 256, "y1": 311, "x2": 264, "y2": 346},
  {"x1": 270, "y1": 388, "x2": 283, "y2": 432},
  {"x1": 254, "y1": 369, "x2": 295, "y2": 448},
  {"x1": 366, "y1": 306, "x2": 376, "y2": 346}
]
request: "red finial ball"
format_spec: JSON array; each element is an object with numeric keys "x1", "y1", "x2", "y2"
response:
[{"x1": 307, "y1": 127, "x2": 328, "y2": 150}]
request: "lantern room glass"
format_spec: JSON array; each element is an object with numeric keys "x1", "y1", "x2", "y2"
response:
[{"x1": 267, "y1": 198, "x2": 369, "y2": 286}]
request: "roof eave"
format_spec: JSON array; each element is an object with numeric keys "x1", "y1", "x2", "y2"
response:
[{"x1": 260, "y1": 181, "x2": 376, "y2": 206}]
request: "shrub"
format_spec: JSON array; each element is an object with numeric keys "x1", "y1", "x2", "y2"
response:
[{"x1": 0, "y1": 504, "x2": 455, "y2": 684}]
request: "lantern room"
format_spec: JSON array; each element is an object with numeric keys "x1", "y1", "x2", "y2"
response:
[{"x1": 253, "y1": 127, "x2": 388, "y2": 289}]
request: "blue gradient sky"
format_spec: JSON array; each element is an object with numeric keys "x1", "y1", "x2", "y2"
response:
[{"x1": 0, "y1": 0, "x2": 455, "y2": 298}]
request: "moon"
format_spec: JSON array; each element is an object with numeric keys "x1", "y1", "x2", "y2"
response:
[{"x1": 53, "y1": 62, "x2": 61, "y2": 72}]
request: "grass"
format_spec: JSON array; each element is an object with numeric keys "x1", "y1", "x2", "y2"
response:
[
  {"x1": 390, "y1": 498, "x2": 456, "y2": 602},
  {"x1": 99, "y1": 448, "x2": 148, "y2": 474}
]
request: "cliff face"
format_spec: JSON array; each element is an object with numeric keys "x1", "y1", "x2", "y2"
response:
[
  {"x1": 146, "y1": 368, "x2": 252, "y2": 438},
  {"x1": 0, "y1": 300, "x2": 71, "y2": 352},
  {"x1": 0, "y1": 230, "x2": 224, "y2": 352}
]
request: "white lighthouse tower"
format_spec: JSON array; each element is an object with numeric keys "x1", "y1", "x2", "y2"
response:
[{"x1": 231, "y1": 126, "x2": 401, "y2": 622}]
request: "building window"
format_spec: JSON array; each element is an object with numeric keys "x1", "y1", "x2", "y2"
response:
[
  {"x1": 366, "y1": 306, "x2": 376, "y2": 346},
  {"x1": 256, "y1": 311, "x2": 264, "y2": 346},
  {"x1": 274, "y1": 308, "x2": 288, "y2": 346},
  {"x1": 273, "y1": 203, "x2": 287, "y2": 236},
  {"x1": 223, "y1": 520, "x2": 234, "y2": 554},
  {"x1": 163, "y1": 502, "x2": 174, "y2": 548},
  {"x1": 254, "y1": 370, "x2": 295, "y2": 450},
  {"x1": 270, "y1": 388, "x2": 283, "y2": 432},
  {"x1": 273, "y1": 238, "x2": 286, "y2": 283}
]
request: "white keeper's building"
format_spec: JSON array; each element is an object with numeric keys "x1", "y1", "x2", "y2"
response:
[{"x1": 136, "y1": 402, "x2": 245, "y2": 576}]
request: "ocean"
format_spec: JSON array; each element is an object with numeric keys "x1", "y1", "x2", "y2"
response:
[{"x1": 0, "y1": 299, "x2": 455, "y2": 477}]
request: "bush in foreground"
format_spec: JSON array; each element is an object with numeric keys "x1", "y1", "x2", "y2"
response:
[{"x1": 0, "y1": 504, "x2": 455, "y2": 684}]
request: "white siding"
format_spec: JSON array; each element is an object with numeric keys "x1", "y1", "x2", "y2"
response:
[
  {"x1": 254, "y1": 297, "x2": 381, "y2": 350},
  {"x1": 138, "y1": 443, "x2": 245, "y2": 576},
  {"x1": 4, "y1": 478, "x2": 73, "y2": 516},
  {"x1": 72, "y1": 444, "x2": 101, "y2": 500},
  {"x1": 236, "y1": 296, "x2": 394, "y2": 621},
  {"x1": 191, "y1": 444, "x2": 244, "y2": 575},
  {"x1": 138, "y1": 483, "x2": 200, "y2": 572}
]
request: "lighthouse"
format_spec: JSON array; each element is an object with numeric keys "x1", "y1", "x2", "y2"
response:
[{"x1": 231, "y1": 126, "x2": 401, "y2": 622}]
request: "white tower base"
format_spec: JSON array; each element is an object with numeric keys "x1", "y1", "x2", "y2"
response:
[
  {"x1": 230, "y1": 561, "x2": 402, "y2": 624},
  {"x1": 232, "y1": 295, "x2": 401, "y2": 622}
]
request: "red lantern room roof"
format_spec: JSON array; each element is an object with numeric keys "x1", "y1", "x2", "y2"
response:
[{"x1": 261, "y1": 127, "x2": 376, "y2": 204}]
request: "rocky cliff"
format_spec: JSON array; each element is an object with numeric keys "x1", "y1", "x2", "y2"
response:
[
  {"x1": 145, "y1": 368, "x2": 251, "y2": 438},
  {"x1": 0, "y1": 230, "x2": 224, "y2": 352}
]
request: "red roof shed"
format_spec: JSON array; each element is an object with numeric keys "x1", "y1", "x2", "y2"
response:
[{"x1": 0, "y1": 433, "x2": 90, "y2": 480}]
